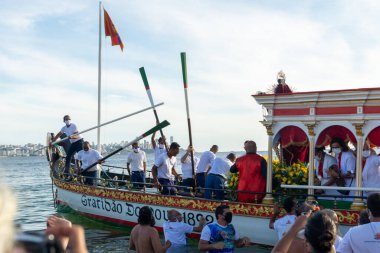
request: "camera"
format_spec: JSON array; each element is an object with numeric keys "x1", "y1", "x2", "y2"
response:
[{"x1": 15, "y1": 231, "x2": 64, "y2": 253}]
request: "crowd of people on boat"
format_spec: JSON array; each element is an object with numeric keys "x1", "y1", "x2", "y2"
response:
[
  {"x1": 52, "y1": 114, "x2": 380, "y2": 203},
  {"x1": 2, "y1": 179, "x2": 380, "y2": 253}
]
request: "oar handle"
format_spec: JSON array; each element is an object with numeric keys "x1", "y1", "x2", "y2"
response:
[
  {"x1": 81, "y1": 120, "x2": 170, "y2": 173},
  {"x1": 139, "y1": 66, "x2": 168, "y2": 152}
]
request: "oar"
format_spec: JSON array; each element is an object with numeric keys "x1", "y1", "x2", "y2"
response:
[
  {"x1": 180, "y1": 52, "x2": 196, "y2": 184},
  {"x1": 139, "y1": 67, "x2": 168, "y2": 152},
  {"x1": 81, "y1": 120, "x2": 170, "y2": 173},
  {"x1": 36, "y1": 103, "x2": 164, "y2": 152}
]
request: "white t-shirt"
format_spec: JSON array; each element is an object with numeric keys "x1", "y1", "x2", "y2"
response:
[
  {"x1": 337, "y1": 222, "x2": 380, "y2": 253},
  {"x1": 335, "y1": 235, "x2": 343, "y2": 251},
  {"x1": 274, "y1": 215, "x2": 296, "y2": 240},
  {"x1": 197, "y1": 151, "x2": 216, "y2": 173},
  {"x1": 337, "y1": 151, "x2": 356, "y2": 175},
  {"x1": 61, "y1": 123, "x2": 82, "y2": 143},
  {"x1": 76, "y1": 149, "x2": 103, "y2": 172},
  {"x1": 163, "y1": 221, "x2": 193, "y2": 246},
  {"x1": 208, "y1": 157, "x2": 233, "y2": 179},
  {"x1": 362, "y1": 155, "x2": 380, "y2": 190},
  {"x1": 155, "y1": 153, "x2": 176, "y2": 179},
  {"x1": 127, "y1": 151, "x2": 147, "y2": 172},
  {"x1": 181, "y1": 155, "x2": 200, "y2": 179},
  {"x1": 154, "y1": 146, "x2": 166, "y2": 164}
]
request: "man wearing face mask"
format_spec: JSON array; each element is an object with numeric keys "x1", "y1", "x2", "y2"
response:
[
  {"x1": 127, "y1": 142, "x2": 147, "y2": 189},
  {"x1": 163, "y1": 209, "x2": 205, "y2": 253},
  {"x1": 330, "y1": 137, "x2": 356, "y2": 198},
  {"x1": 337, "y1": 193, "x2": 380, "y2": 253},
  {"x1": 314, "y1": 146, "x2": 339, "y2": 197},
  {"x1": 199, "y1": 205, "x2": 250, "y2": 252},
  {"x1": 76, "y1": 141, "x2": 103, "y2": 186},
  {"x1": 362, "y1": 143, "x2": 380, "y2": 196},
  {"x1": 52, "y1": 115, "x2": 84, "y2": 175},
  {"x1": 151, "y1": 131, "x2": 167, "y2": 164}
]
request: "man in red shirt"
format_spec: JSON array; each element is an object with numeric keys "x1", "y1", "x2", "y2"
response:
[{"x1": 230, "y1": 141, "x2": 267, "y2": 203}]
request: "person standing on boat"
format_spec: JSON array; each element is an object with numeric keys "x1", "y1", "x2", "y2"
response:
[
  {"x1": 76, "y1": 141, "x2": 103, "y2": 186},
  {"x1": 152, "y1": 131, "x2": 167, "y2": 163},
  {"x1": 196, "y1": 145, "x2": 218, "y2": 190},
  {"x1": 204, "y1": 153, "x2": 236, "y2": 200},
  {"x1": 198, "y1": 204, "x2": 250, "y2": 252},
  {"x1": 152, "y1": 142, "x2": 181, "y2": 195},
  {"x1": 314, "y1": 146, "x2": 339, "y2": 196},
  {"x1": 52, "y1": 115, "x2": 84, "y2": 175},
  {"x1": 127, "y1": 142, "x2": 147, "y2": 189},
  {"x1": 330, "y1": 137, "x2": 356, "y2": 198},
  {"x1": 163, "y1": 209, "x2": 205, "y2": 253},
  {"x1": 180, "y1": 145, "x2": 200, "y2": 193},
  {"x1": 230, "y1": 141, "x2": 266, "y2": 203},
  {"x1": 337, "y1": 193, "x2": 380, "y2": 253},
  {"x1": 362, "y1": 143, "x2": 380, "y2": 197},
  {"x1": 129, "y1": 206, "x2": 171, "y2": 253}
]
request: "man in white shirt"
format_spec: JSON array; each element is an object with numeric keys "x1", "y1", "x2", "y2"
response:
[
  {"x1": 181, "y1": 145, "x2": 200, "y2": 193},
  {"x1": 196, "y1": 145, "x2": 218, "y2": 189},
  {"x1": 151, "y1": 131, "x2": 167, "y2": 164},
  {"x1": 362, "y1": 144, "x2": 380, "y2": 197},
  {"x1": 52, "y1": 115, "x2": 84, "y2": 175},
  {"x1": 127, "y1": 142, "x2": 147, "y2": 189},
  {"x1": 337, "y1": 193, "x2": 380, "y2": 253},
  {"x1": 152, "y1": 142, "x2": 181, "y2": 195},
  {"x1": 76, "y1": 141, "x2": 103, "y2": 186},
  {"x1": 204, "y1": 153, "x2": 236, "y2": 200},
  {"x1": 269, "y1": 196, "x2": 297, "y2": 240},
  {"x1": 163, "y1": 209, "x2": 205, "y2": 253}
]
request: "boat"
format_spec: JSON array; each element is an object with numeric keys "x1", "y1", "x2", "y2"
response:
[{"x1": 46, "y1": 70, "x2": 380, "y2": 247}]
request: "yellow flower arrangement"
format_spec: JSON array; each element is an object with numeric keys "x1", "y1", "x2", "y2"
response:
[{"x1": 272, "y1": 159, "x2": 309, "y2": 194}]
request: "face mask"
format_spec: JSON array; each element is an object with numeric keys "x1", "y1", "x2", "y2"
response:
[
  {"x1": 332, "y1": 148, "x2": 341, "y2": 155},
  {"x1": 363, "y1": 150, "x2": 371, "y2": 158},
  {"x1": 133, "y1": 147, "x2": 140, "y2": 153},
  {"x1": 224, "y1": 212, "x2": 233, "y2": 224},
  {"x1": 64, "y1": 120, "x2": 71, "y2": 126},
  {"x1": 159, "y1": 144, "x2": 164, "y2": 149}
]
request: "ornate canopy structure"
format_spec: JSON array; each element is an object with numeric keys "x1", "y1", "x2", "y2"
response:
[{"x1": 253, "y1": 84, "x2": 380, "y2": 208}]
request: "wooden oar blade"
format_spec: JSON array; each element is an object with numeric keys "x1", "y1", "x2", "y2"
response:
[
  {"x1": 139, "y1": 67, "x2": 150, "y2": 90},
  {"x1": 180, "y1": 52, "x2": 188, "y2": 87},
  {"x1": 143, "y1": 120, "x2": 170, "y2": 137}
]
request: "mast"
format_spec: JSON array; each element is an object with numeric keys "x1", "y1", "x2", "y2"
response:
[{"x1": 97, "y1": 1, "x2": 102, "y2": 152}]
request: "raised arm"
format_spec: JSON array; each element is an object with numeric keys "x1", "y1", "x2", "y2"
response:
[
  {"x1": 151, "y1": 131, "x2": 157, "y2": 149},
  {"x1": 193, "y1": 216, "x2": 206, "y2": 232}
]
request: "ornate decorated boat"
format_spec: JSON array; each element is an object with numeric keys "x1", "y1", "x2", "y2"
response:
[{"x1": 46, "y1": 74, "x2": 380, "y2": 247}]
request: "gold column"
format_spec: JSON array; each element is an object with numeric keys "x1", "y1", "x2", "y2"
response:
[
  {"x1": 351, "y1": 123, "x2": 365, "y2": 210},
  {"x1": 262, "y1": 123, "x2": 274, "y2": 204}
]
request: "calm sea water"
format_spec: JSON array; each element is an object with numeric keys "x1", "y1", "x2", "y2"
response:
[{"x1": 0, "y1": 153, "x2": 271, "y2": 253}]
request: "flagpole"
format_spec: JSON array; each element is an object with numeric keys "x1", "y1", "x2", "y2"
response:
[
  {"x1": 139, "y1": 67, "x2": 169, "y2": 152},
  {"x1": 180, "y1": 52, "x2": 196, "y2": 184},
  {"x1": 97, "y1": 1, "x2": 102, "y2": 152}
]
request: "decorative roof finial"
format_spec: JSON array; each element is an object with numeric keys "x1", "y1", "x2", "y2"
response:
[{"x1": 277, "y1": 70, "x2": 286, "y2": 84}]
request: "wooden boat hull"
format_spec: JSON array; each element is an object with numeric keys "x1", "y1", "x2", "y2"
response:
[{"x1": 53, "y1": 178, "x2": 358, "y2": 246}]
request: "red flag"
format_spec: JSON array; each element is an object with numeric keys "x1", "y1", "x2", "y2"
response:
[{"x1": 104, "y1": 8, "x2": 124, "y2": 51}]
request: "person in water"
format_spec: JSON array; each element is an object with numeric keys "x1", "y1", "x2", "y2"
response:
[{"x1": 129, "y1": 206, "x2": 171, "y2": 253}]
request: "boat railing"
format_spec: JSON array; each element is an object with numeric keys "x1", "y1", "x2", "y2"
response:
[
  {"x1": 281, "y1": 184, "x2": 380, "y2": 192},
  {"x1": 53, "y1": 171, "x2": 369, "y2": 208}
]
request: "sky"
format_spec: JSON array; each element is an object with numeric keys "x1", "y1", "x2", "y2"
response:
[{"x1": 1, "y1": 0, "x2": 380, "y2": 151}]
